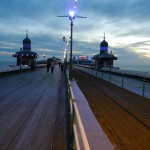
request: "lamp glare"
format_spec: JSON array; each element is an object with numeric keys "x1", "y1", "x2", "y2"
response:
[{"x1": 69, "y1": 11, "x2": 75, "y2": 18}]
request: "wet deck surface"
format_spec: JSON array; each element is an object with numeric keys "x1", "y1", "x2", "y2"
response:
[{"x1": 0, "y1": 66, "x2": 67, "y2": 150}]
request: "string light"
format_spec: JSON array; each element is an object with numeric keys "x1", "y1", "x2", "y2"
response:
[{"x1": 74, "y1": 0, "x2": 77, "y2": 9}]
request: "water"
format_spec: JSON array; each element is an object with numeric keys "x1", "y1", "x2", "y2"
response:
[
  {"x1": 0, "y1": 61, "x2": 16, "y2": 72},
  {"x1": 0, "y1": 61, "x2": 150, "y2": 73},
  {"x1": 114, "y1": 64, "x2": 150, "y2": 73}
]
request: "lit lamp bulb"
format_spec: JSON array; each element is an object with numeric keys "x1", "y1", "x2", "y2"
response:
[{"x1": 69, "y1": 11, "x2": 75, "y2": 20}]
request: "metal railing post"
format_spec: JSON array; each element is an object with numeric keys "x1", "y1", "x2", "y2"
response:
[
  {"x1": 73, "y1": 102, "x2": 90, "y2": 150},
  {"x1": 102, "y1": 70, "x2": 103, "y2": 79},
  {"x1": 109, "y1": 68, "x2": 112, "y2": 82},
  {"x1": 72, "y1": 104, "x2": 77, "y2": 150},
  {"x1": 122, "y1": 74, "x2": 124, "y2": 87},
  {"x1": 67, "y1": 78, "x2": 91, "y2": 150},
  {"x1": 142, "y1": 77, "x2": 146, "y2": 96}
]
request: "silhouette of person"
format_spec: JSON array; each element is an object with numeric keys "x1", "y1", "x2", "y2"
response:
[
  {"x1": 50, "y1": 60, "x2": 55, "y2": 74},
  {"x1": 47, "y1": 60, "x2": 50, "y2": 72},
  {"x1": 58, "y1": 61, "x2": 61, "y2": 68}
]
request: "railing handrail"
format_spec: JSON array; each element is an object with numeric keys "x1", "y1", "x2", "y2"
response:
[
  {"x1": 66, "y1": 71, "x2": 90, "y2": 150},
  {"x1": 74, "y1": 65, "x2": 150, "y2": 98}
]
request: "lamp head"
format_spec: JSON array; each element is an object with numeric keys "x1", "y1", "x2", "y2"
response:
[{"x1": 69, "y1": 11, "x2": 75, "y2": 20}]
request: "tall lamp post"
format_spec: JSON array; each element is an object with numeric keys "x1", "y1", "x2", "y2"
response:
[
  {"x1": 69, "y1": 11, "x2": 75, "y2": 77},
  {"x1": 58, "y1": 11, "x2": 86, "y2": 80},
  {"x1": 63, "y1": 36, "x2": 70, "y2": 69},
  {"x1": 64, "y1": 48, "x2": 67, "y2": 68}
]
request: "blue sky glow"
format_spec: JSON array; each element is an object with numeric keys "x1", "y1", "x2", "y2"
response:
[{"x1": 0, "y1": 0, "x2": 150, "y2": 67}]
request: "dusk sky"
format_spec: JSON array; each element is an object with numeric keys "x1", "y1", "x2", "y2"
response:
[{"x1": 0, "y1": 0, "x2": 150, "y2": 67}]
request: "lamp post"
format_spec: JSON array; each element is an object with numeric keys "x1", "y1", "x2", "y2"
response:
[
  {"x1": 43, "y1": 54, "x2": 45, "y2": 60},
  {"x1": 63, "y1": 48, "x2": 67, "y2": 68},
  {"x1": 69, "y1": 12, "x2": 74, "y2": 77},
  {"x1": 63, "y1": 36, "x2": 70, "y2": 69},
  {"x1": 58, "y1": 11, "x2": 86, "y2": 80}
]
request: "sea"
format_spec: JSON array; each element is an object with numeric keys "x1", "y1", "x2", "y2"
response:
[
  {"x1": 0, "y1": 61, "x2": 17, "y2": 72},
  {"x1": 0, "y1": 61, "x2": 150, "y2": 73},
  {"x1": 114, "y1": 64, "x2": 150, "y2": 72}
]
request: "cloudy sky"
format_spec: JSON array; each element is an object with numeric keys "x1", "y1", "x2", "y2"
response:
[{"x1": 0, "y1": 0, "x2": 150, "y2": 67}]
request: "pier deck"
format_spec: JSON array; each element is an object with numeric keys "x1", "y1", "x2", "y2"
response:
[
  {"x1": 0, "y1": 66, "x2": 67, "y2": 150},
  {"x1": 73, "y1": 69, "x2": 150, "y2": 150}
]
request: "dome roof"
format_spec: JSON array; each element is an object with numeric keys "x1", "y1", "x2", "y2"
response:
[
  {"x1": 100, "y1": 40, "x2": 108, "y2": 47},
  {"x1": 23, "y1": 30, "x2": 31, "y2": 43},
  {"x1": 100, "y1": 33, "x2": 108, "y2": 47},
  {"x1": 23, "y1": 37, "x2": 31, "y2": 43}
]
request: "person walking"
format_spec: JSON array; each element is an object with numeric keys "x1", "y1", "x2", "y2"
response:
[
  {"x1": 50, "y1": 60, "x2": 55, "y2": 74},
  {"x1": 58, "y1": 61, "x2": 61, "y2": 68},
  {"x1": 47, "y1": 60, "x2": 50, "y2": 72}
]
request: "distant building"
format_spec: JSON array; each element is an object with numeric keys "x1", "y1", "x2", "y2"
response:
[
  {"x1": 47, "y1": 56, "x2": 61, "y2": 63},
  {"x1": 12, "y1": 31, "x2": 38, "y2": 69},
  {"x1": 72, "y1": 55, "x2": 93, "y2": 64},
  {"x1": 93, "y1": 34, "x2": 117, "y2": 70}
]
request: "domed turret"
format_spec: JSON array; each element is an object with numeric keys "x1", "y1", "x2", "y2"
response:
[
  {"x1": 100, "y1": 33, "x2": 108, "y2": 54},
  {"x1": 100, "y1": 39, "x2": 108, "y2": 47},
  {"x1": 23, "y1": 30, "x2": 31, "y2": 51},
  {"x1": 12, "y1": 31, "x2": 38, "y2": 68},
  {"x1": 23, "y1": 37, "x2": 31, "y2": 44}
]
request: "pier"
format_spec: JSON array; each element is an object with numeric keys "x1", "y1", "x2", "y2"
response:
[
  {"x1": 0, "y1": 65, "x2": 150, "y2": 149},
  {"x1": 72, "y1": 68, "x2": 150, "y2": 149},
  {"x1": 0, "y1": 66, "x2": 67, "y2": 149}
]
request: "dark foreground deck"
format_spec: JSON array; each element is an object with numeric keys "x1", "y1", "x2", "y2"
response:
[
  {"x1": 72, "y1": 69, "x2": 150, "y2": 149},
  {"x1": 0, "y1": 66, "x2": 67, "y2": 150}
]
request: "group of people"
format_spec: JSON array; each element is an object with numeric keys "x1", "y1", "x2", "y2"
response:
[{"x1": 46, "y1": 60, "x2": 55, "y2": 74}]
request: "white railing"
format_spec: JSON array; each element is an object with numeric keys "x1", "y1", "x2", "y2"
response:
[
  {"x1": 0, "y1": 65, "x2": 30, "y2": 73},
  {"x1": 66, "y1": 72, "x2": 90, "y2": 150},
  {"x1": 74, "y1": 65, "x2": 150, "y2": 99},
  {"x1": 65, "y1": 68, "x2": 114, "y2": 150}
]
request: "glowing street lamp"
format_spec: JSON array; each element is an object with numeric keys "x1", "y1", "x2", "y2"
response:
[
  {"x1": 64, "y1": 48, "x2": 67, "y2": 67},
  {"x1": 69, "y1": 11, "x2": 75, "y2": 20},
  {"x1": 63, "y1": 36, "x2": 69, "y2": 69},
  {"x1": 64, "y1": 48, "x2": 67, "y2": 62},
  {"x1": 69, "y1": 10, "x2": 75, "y2": 77},
  {"x1": 43, "y1": 54, "x2": 45, "y2": 60},
  {"x1": 58, "y1": 11, "x2": 86, "y2": 80}
]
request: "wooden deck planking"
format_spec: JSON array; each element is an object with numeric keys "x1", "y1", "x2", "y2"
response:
[
  {"x1": 72, "y1": 69, "x2": 150, "y2": 149},
  {"x1": 0, "y1": 66, "x2": 67, "y2": 150}
]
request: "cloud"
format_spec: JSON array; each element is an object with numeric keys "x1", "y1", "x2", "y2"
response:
[
  {"x1": 0, "y1": 0, "x2": 150, "y2": 66},
  {"x1": 0, "y1": 51, "x2": 14, "y2": 55}
]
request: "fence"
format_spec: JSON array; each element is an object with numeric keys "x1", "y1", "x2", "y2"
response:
[
  {"x1": 65, "y1": 69, "x2": 113, "y2": 150},
  {"x1": 65, "y1": 71, "x2": 90, "y2": 150},
  {"x1": 74, "y1": 65, "x2": 150, "y2": 99}
]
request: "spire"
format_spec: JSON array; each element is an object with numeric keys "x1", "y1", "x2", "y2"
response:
[
  {"x1": 26, "y1": 30, "x2": 28, "y2": 37},
  {"x1": 104, "y1": 33, "x2": 105, "y2": 40}
]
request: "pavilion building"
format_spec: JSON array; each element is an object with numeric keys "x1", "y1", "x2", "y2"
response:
[
  {"x1": 13, "y1": 31, "x2": 38, "y2": 69},
  {"x1": 93, "y1": 34, "x2": 117, "y2": 70}
]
